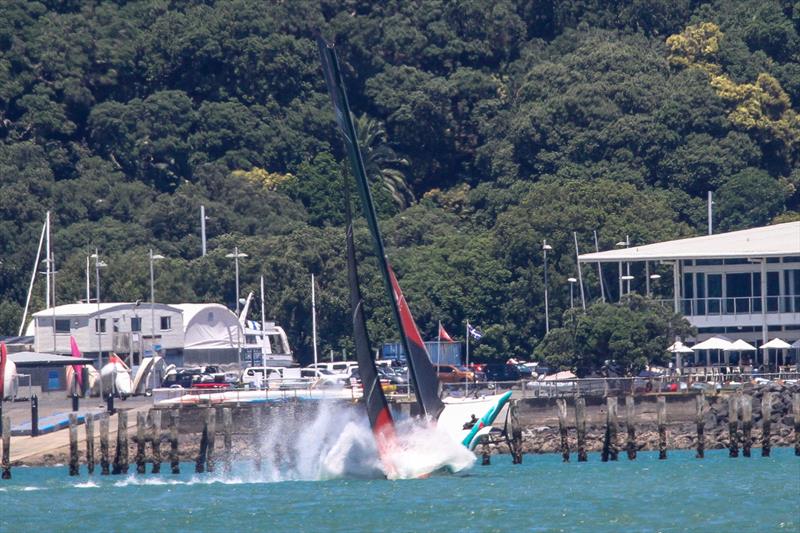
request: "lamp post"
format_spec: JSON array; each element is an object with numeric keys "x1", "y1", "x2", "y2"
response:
[
  {"x1": 149, "y1": 249, "x2": 165, "y2": 350},
  {"x1": 648, "y1": 273, "x2": 661, "y2": 298},
  {"x1": 225, "y1": 247, "x2": 248, "y2": 316},
  {"x1": 542, "y1": 240, "x2": 553, "y2": 334},
  {"x1": 616, "y1": 236, "x2": 630, "y2": 298},
  {"x1": 568, "y1": 277, "x2": 577, "y2": 309},
  {"x1": 90, "y1": 249, "x2": 107, "y2": 399}
]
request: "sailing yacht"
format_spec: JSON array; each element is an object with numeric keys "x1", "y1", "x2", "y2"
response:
[{"x1": 317, "y1": 37, "x2": 512, "y2": 464}]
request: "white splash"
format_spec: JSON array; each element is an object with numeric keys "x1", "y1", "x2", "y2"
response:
[
  {"x1": 74, "y1": 480, "x2": 99, "y2": 489},
  {"x1": 255, "y1": 401, "x2": 474, "y2": 481}
]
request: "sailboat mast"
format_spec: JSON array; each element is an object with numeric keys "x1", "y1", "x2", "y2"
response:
[
  {"x1": 260, "y1": 275, "x2": 266, "y2": 362},
  {"x1": 19, "y1": 217, "x2": 47, "y2": 336},
  {"x1": 45, "y1": 211, "x2": 51, "y2": 309},
  {"x1": 311, "y1": 273, "x2": 318, "y2": 368}
]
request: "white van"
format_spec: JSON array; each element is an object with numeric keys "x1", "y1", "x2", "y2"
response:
[
  {"x1": 307, "y1": 362, "x2": 359, "y2": 374},
  {"x1": 241, "y1": 366, "x2": 300, "y2": 388}
]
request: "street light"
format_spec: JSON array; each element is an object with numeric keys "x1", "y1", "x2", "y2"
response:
[
  {"x1": 149, "y1": 249, "x2": 165, "y2": 351},
  {"x1": 542, "y1": 240, "x2": 553, "y2": 334},
  {"x1": 568, "y1": 277, "x2": 577, "y2": 309},
  {"x1": 90, "y1": 249, "x2": 107, "y2": 399},
  {"x1": 648, "y1": 273, "x2": 661, "y2": 297},
  {"x1": 225, "y1": 247, "x2": 248, "y2": 316},
  {"x1": 615, "y1": 236, "x2": 631, "y2": 297}
]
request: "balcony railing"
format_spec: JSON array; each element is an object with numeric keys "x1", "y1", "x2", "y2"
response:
[{"x1": 661, "y1": 296, "x2": 800, "y2": 317}]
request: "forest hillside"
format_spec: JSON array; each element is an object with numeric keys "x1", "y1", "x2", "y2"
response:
[{"x1": 0, "y1": 0, "x2": 797, "y2": 367}]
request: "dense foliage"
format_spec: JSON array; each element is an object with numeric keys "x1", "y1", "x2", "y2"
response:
[{"x1": 0, "y1": 1, "x2": 797, "y2": 371}]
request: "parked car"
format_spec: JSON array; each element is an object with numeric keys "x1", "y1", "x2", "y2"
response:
[
  {"x1": 434, "y1": 364, "x2": 476, "y2": 383},
  {"x1": 300, "y1": 367, "x2": 348, "y2": 388},
  {"x1": 484, "y1": 364, "x2": 521, "y2": 382}
]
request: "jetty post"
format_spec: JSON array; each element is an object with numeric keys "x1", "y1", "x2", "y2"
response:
[
  {"x1": 113, "y1": 410, "x2": 129, "y2": 475},
  {"x1": 657, "y1": 396, "x2": 667, "y2": 460},
  {"x1": 2, "y1": 414, "x2": 10, "y2": 479},
  {"x1": 741, "y1": 395, "x2": 752, "y2": 457},
  {"x1": 86, "y1": 414, "x2": 95, "y2": 474},
  {"x1": 135, "y1": 412, "x2": 147, "y2": 474},
  {"x1": 625, "y1": 395, "x2": 636, "y2": 460},
  {"x1": 509, "y1": 401, "x2": 523, "y2": 464},
  {"x1": 68, "y1": 413, "x2": 79, "y2": 476},
  {"x1": 760, "y1": 393, "x2": 772, "y2": 457},
  {"x1": 169, "y1": 409, "x2": 180, "y2": 474},
  {"x1": 206, "y1": 408, "x2": 217, "y2": 473},
  {"x1": 601, "y1": 397, "x2": 619, "y2": 462},
  {"x1": 150, "y1": 410, "x2": 162, "y2": 474},
  {"x1": 223, "y1": 407, "x2": 233, "y2": 474},
  {"x1": 695, "y1": 393, "x2": 705, "y2": 459},
  {"x1": 728, "y1": 394, "x2": 739, "y2": 458},
  {"x1": 575, "y1": 397, "x2": 587, "y2": 462},
  {"x1": 556, "y1": 398, "x2": 569, "y2": 462},
  {"x1": 794, "y1": 393, "x2": 800, "y2": 457},
  {"x1": 100, "y1": 413, "x2": 110, "y2": 475}
]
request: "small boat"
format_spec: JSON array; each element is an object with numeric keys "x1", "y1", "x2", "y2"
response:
[
  {"x1": 1, "y1": 343, "x2": 18, "y2": 401},
  {"x1": 100, "y1": 354, "x2": 133, "y2": 398}
]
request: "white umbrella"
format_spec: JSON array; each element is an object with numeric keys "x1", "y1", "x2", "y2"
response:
[
  {"x1": 791, "y1": 339, "x2": 800, "y2": 349},
  {"x1": 667, "y1": 341, "x2": 693, "y2": 370},
  {"x1": 724, "y1": 339, "x2": 757, "y2": 368},
  {"x1": 691, "y1": 337, "x2": 733, "y2": 367},
  {"x1": 667, "y1": 341, "x2": 694, "y2": 353},
  {"x1": 724, "y1": 339, "x2": 757, "y2": 351},
  {"x1": 760, "y1": 338, "x2": 791, "y2": 367},
  {"x1": 759, "y1": 338, "x2": 791, "y2": 349}
]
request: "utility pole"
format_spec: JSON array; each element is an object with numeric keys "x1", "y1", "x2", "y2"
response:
[{"x1": 200, "y1": 205, "x2": 207, "y2": 256}]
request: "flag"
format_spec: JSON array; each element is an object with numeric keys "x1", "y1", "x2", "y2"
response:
[
  {"x1": 438, "y1": 323, "x2": 454, "y2": 343},
  {"x1": 467, "y1": 324, "x2": 483, "y2": 340}
]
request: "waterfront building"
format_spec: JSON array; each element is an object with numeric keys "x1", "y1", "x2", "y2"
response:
[{"x1": 578, "y1": 222, "x2": 800, "y2": 351}]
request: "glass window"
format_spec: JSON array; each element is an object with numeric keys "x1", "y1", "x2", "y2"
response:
[
  {"x1": 55, "y1": 319, "x2": 71, "y2": 333},
  {"x1": 95, "y1": 319, "x2": 106, "y2": 333},
  {"x1": 767, "y1": 271, "x2": 779, "y2": 311},
  {"x1": 726, "y1": 273, "x2": 751, "y2": 313},
  {"x1": 683, "y1": 273, "x2": 693, "y2": 298},
  {"x1": 160, "y1": 316, "x2": 171, "y2": 330},
  {"x1": 131, "y1": 317, "x2": 142, "y2": 332}
]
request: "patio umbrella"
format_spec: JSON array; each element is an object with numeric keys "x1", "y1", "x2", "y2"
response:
[
  {"x1": 724, "y1": 339, "x2": 757, "y2": 367},
  {"x1": 691, "y1": 337, "x2": 733, "y2": 367},
  {"x1": 666, "y1": 341, "x2": 693, "y2": 370},
  {"x1": 759, "y1": 338, "x2": 791, "y2": 367}
]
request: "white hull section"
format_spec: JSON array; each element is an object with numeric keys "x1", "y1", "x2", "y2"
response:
[{"x1": 2, "y1": 359, "x2": 17, "y2": 400}]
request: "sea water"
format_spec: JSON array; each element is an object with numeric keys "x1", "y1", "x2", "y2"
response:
[{"x1": 1, "y1": 449, "x2": 798, "y2": 532}]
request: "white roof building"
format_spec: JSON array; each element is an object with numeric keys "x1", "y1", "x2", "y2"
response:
[{"x1": 578, "y1": 222, "x2": 800, "y2": 350}]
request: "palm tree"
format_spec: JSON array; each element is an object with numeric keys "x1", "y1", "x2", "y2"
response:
[{"x1": 353, "y1": 113, "x2": 415, "y2": 209}]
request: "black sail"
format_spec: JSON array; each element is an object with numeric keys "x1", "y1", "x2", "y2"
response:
[
  {"x1": 344, "y1": 184, "x2": 396, "y2": 444},
  {"x1": 317, "y1": 36, "x2": 444, "y2": 419}
]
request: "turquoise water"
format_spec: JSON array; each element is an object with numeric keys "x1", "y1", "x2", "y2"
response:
[{"x1": 1, "y1": 449, "x2": 798, "y2": 532}]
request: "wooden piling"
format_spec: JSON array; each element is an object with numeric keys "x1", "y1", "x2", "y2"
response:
[
  {"x1": 223, "y1": 408, "x2": 233, "y2": 474},
  {"x1": 625, "y1": 395, "x2": 636, "y2": 460},
  {"x1": 169, "y1": 409, "x2": 180, "y2": 474},
  {"x1": 100, "y1": 413, "x2": 110, "y2": 475},
  {"x1": 196, "y1": 409, "x2": 208, "y2": 474},
  {"x1": 68, "y1": 413, "x2": 79, "y2": 476},
  {"x1": 206, "y1": 407, "x2": 217, "y2": 473},
  {"x1": 135, "y1": 412, "x2": 147, "y2": 474},
  {"x1": 761, "y1": 393, "x2": 772, "y2": 457},
  {"x1": 602, "y1": 397, "x2": 618, "y2": 462},
  {"x1": 85, "y1": 414, "x2": 95, "y2": 474},
  {"x1": 657, "y1": 396, "x2": 667, "y2": 460},
  {"x1": 150, "y1": 410, "x2": 162, "y2": 474},
  {"x1": 794, "y1": 393, "x2": 800, "y2": 457},
  {"x1": 253, "y1": 406, "x2": 263, "y2": 471},
  {"x1": 695, "y1": 393, "x2": 705, "y2": 459},
  {"x1": 509, "y1": 400, "x2": 523, "y2": 465},
  {"x1": 556, "y1": 398, "x2": 569, "y2": 462},
  {"x1": 741, "y1": 395, "x2": 752, "y2": 458},
  {"x1": 728, "y1": 394, "x2": 739, "y2": 458},
  {"x1": 2, "y1": 414, "x2": 11, "y2": 479},
  {"x1": 575, "y1": 397, "x2": 587, "y2": 462},
  {"x1": 481, "y1": 448, "x2": 491, "y2": 465},
  {"x1": 113, "y1": 410, "x2": 129, "y2": 474}
]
